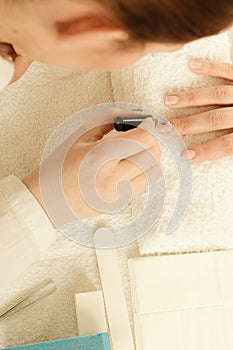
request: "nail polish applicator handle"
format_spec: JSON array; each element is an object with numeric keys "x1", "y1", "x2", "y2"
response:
[{"x1": 114, "y1": 115, "x2": 154, "y2": 132}]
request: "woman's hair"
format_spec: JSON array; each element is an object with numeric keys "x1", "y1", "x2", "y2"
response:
[{"x1": 100, "y1": 0, "x2": 233, "y2": 44}]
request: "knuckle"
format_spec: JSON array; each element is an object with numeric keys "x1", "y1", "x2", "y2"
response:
[
  {"x1": 226, "y1": 63, "x2": 233, "y2": 78},
  {"x1": 222, "y1": 135, "x2": 233, "y2": 156},
  {"x1": 99, "y1": 176, "x2": 113, "y2": 192},
  {"x1": 149, "y1": 144, "x2": 161, "y2": 158},
  {"x1": 207, "y1": 110, "x2": 224, "y2": 128},
  {"x1": 184, "y1": 91, "x2": 195, "y2": 106},
  {"x1": 145, "y1": 151, "x2": 159, "y2": 169},
  {"x1": 137, "y1": 128, "x2": 156, "y2": 147},
  {"x1": 213, "y1": 86, "x2": 226, "y2": 102},
  {"x1": 98, "y1": 165, "x2": 113, "y2": 184},
  {"x1": 194, "y1": 142, "x2": 210, "y2": 156},
  {"x1": 208, "y1": 60, "x2": 224, "y2": 76},
  {"x1": 174, "y1": 117, "x2": 189, "y2": 134},
  {"x1": 208, "y1": 61, "x2": 215, "y2": 73}
]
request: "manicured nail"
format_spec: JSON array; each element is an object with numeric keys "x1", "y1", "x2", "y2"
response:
[
  {"x1": 157, "y1": 121, "x2": 173, "y2": 134},
  {"x1": 189, "y1": 60, "x2": 202, "y2": 70},
  {"x1": 182, "y1": 150, "x2": 196, "y2": 160},
  {"x1": 165, "y1": 95, "x2": 180, "y2": 106}
]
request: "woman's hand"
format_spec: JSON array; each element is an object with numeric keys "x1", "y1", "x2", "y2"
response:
[
  {"x1": 0, "y1": 43, "x2": 32, "y2": 84},
  {"x1": 165, "y1": 59, "x2": 233, "y2": 162},
  {"x1": 23, "y1": 113, "x2": 161, "y2": 222}
]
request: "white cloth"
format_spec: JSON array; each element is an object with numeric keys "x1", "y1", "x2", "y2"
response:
[
  {"x1": 0, "y1": 176, "x2": 56, "y2": 341},
  {"x1": 110, "y1": 31, "x2": 233, "y2": 254},
  {"x1": 0, "y1": 30, "x2": 233, "y2": 348},
  {"x1": 0, "y1": 55, "x2": 14, "y2": 90},
  {"x1": 0, "y1": 175, "x2": 56, "y2": 291}
]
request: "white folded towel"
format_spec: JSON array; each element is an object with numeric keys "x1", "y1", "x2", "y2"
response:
[
  {"x1": 109, "y1": 30, "x2": 233, "y2": 255},
  {"x1": 0, "y1": 275, "x2": 56, "y2": 319}
]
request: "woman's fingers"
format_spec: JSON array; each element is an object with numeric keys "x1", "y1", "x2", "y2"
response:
[
  {"x1": 165, "y1": 85, "x2": 233, "y2": 108},
  {"x1": 170, "y1": 107, "x2": 233, "y2": 135},
  {"x1": 131, "y1": 165, "x2": 162, "y2": 198},
  {"x1": 114, "y1": 118, "x2": 157, "y2": 153},
  {"x1": 189, "y1": 59, "x2": 233, "y2": 81},
  {"x1": 165, "y1": 60, "x2": 233, "y2": 109},
  {"x1": 116, "y1": 119, "x2": 161, "y2": 181},
  {"x1": 119, "y1": 143, "x2": 161, "y2": 180},
  {"x1": 182, "y1": 133, "x2": 233, "y2": 163},
  {"x1": 163, "y1": 59, "x2": 233, "y2": 163}
]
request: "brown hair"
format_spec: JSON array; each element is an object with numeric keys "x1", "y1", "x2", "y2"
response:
[{"x1": 100, "y1": 0, "x2": 233, "y2": 44}]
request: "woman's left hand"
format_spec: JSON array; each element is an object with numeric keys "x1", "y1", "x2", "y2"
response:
[{"x1": 165, "y1": 59, "x2": 233, "y2": 162}]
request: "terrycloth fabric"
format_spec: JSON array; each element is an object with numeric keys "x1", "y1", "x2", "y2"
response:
[
  {"x1": 109, "y1": 30, "x2": 233, "y2": 255},
  {"x1": 0, "y1": 276, "x2": 56, "y2": 319},
  {"x1": 0, "y1": 64, "x2": 116, "y2": 348},
  {"x1": 83, "y1": 31, "x2": 233, "y2": 254},
  {"x1": 0, "y1": 30, "x2": 233, "y2": 348},
  {"x1": 0, "y1": 64, "x2": 114, "y2": 180}
]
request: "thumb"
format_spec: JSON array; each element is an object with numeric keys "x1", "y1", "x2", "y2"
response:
[{"x1": 78, "y1": 120, "x2": 114, "y2": 143}]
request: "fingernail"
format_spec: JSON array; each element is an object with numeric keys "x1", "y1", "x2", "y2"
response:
[
  {"x1": 182, "y1": 150, "x2": 196, "y2": 160},
  {"x1": 157, "y1": 121, "x2": 173, "y2": 134},
  {"x1": 140, "y1": 117, "x2": 155, "y2": 132},
  {"x1": 141, "y1": 116, "x2": 154, "y2": 127},
  {"x1": 189, "y1": 60, "x2": 202, "y2": 70},
  {"x1": 165, "y1": 95, "x2": 180, "y2": 106}
]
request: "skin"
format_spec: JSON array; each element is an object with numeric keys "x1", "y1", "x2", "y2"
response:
[
  {"x1": 24, "y1": 115, "x2": 161, "y2": 221},
  {"x1": 0, "y1": 0, "x2": 178, "y2": 220},
  {"x1": 0, "y1": 0, "x2": 232, "y2": 219},
  {"x1": 165, "y1": 60, "x2": 233, "y2": 162},
  {"x1": 0, "y1": 0, "x2": 181, "y2": 71}
]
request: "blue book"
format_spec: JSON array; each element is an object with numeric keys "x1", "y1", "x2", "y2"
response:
[{"x1": 3, "y1": 333, "x2": 111, "y2": 350}]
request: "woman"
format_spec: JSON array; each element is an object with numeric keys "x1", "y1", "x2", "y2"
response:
[{"x1": 0, "y1": 0, "x2": 233, "y2": 293}]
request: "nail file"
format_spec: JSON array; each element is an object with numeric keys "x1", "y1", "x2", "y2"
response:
[
  {"x1": 2, "y1": 334, "x2": 111, "y2": 350},
  {"x1": 0, "y1": 55, "x2": 14, "y2": 90},
  {"x1": 94, "y1": 228, "x2": 135, "y2": 350},
  {"x1": 75, "y1": 291, "x2": 107, "y2": 336}
]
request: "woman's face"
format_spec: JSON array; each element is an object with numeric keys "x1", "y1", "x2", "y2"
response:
[{"x1": 0, "y1": 0, "x2": 182, "y2": 72}]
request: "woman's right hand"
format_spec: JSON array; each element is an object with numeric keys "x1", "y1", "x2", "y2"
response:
[{"x1": 23, "y1": 114, "x2": 161, "y2": 222}]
